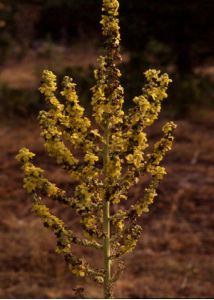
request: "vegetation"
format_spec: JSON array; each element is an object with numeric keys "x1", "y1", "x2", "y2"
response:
[{"x1": 16, "y1": 0, "x2": 176, "y2": 298}]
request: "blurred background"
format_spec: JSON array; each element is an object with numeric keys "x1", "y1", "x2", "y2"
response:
[{"x1": 0, "y1": 0, "x2": 213, "y2": 298}]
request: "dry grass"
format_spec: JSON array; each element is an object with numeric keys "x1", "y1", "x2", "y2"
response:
[{"x1": 0, "y1": 116, "x2": 214, "y2": 298}]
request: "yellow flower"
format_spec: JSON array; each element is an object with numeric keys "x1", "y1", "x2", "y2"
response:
[
  {"x1": 84, "y1": 152, "x2": 99, "y2": 165},
  {"x1": 16, "y1": 0, "x2": 176, "y2": 289},
  {"x1": 16, "y1": 148, "x2": 35, "y2": 163}
]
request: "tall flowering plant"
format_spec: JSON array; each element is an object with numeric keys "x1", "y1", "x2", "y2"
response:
[{"x1": 16, "y1": 0, "x2": 176, "y2": 298}]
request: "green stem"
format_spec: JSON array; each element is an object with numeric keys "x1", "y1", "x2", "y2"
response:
[{"x1": 103, "y1": 120, "x2": 111, "y2": 299}]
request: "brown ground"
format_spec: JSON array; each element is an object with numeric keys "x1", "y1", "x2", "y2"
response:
[{"x1": 0, "y1": 113, "x2": 214, "y2": 299}]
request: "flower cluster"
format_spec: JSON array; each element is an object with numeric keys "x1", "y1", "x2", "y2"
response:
[{"x1": 16, "y1": 0, "x2": 176, "y2": 298}]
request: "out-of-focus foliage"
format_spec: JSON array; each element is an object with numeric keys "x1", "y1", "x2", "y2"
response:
[
  {"x1": 37, "y1": 0, "x2": 101, "y2": 43},
  {"x1": 120, "y1": 0, "x2": 214, "y2": 74},
  {"x1": 0, "y1": 0, "x2": 213, "y2": 116},
  {"x1": 0, "y1": 83, "x2": 40, "y2": 116},
  {"x1": 0, "y1": 0, "x2": 213, "y2": 70},
  {"x1": 0, "y1": 1, "x2": 14, "y2": 62}
]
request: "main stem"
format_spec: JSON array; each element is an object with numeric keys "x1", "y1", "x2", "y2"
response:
[{"x1": 103, "y1": 120, "x2": 111, "y2": 298}]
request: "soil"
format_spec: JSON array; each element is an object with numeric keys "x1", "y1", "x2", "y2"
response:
[{"x1": 0, "y1": 116, "x2": 214, "y2": 298}]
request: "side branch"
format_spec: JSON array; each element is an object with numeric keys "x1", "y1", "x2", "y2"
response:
[
  {"x1": 32, "y1": 194, "x2": 102, "y2": 250},
  {"x1": 109, "y1": 121, "x2": 177, "y2": 205}
]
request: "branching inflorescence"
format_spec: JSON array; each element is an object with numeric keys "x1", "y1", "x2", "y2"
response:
[{"x1": 16, "y1": 0, "x2": 176, "y2": 298}]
